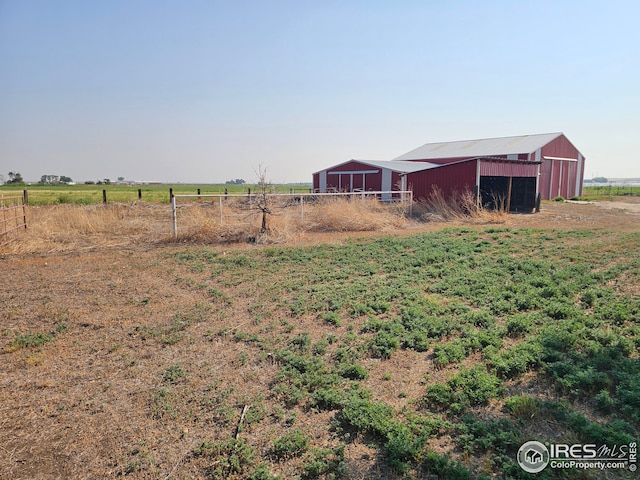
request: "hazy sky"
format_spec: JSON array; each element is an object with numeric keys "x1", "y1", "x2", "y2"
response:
[{"x1": 1, "y1": 1, "x2": 639, "y2": 184}]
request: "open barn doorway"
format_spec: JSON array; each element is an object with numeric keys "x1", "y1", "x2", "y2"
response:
[
  {"x1": 480, "y1": 176, "x2": 536, "y2": 212},
  {"x1": 327, "y1": 170, "x2": 379, "y2": 192}
]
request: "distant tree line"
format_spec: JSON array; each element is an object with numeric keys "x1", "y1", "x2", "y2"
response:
[
  {"x1": 584, "y1": 176, "x2": 608, "y2": 183},
  {"x1": 5, "y1": 171, "x2": 24, "y2": 184},
  {"x1": 84, "y1": 179, "x2": 112, "y2": 185},
  {"x1": 226, "y1": 178, "x2": 246, "y2": 185},
  {"x1": 39, "y1": 174, "x2": 73, "y2": 184}
]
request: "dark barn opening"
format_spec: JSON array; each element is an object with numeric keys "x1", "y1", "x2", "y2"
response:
[{"x1": 480, "y1": 176, "x2": 536, "y2": 212}]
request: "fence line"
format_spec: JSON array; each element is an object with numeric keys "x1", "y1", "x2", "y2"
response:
[
  {"x1": 1, "y1": 194, "x2": 27, "y2": 246},
  {"x1": 170, "y1": 190, "x2": 413, "y2": 240}
]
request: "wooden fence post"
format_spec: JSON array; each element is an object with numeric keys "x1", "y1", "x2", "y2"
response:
[
  {"x1": 138, "y1": 188, "x2": 142, "y2": 200},
  {"x1": 102, "y1": 190, "x2": 107, "y2": 204},
  {"x1": 23, "y1": 189, "x2": 28, "y2": 206}
]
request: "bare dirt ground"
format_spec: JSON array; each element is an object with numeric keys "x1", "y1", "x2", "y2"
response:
[{"x1": 0, "y1": 199, "x2": 638, "y2": 479}]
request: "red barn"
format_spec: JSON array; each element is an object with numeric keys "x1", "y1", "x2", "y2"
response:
[{"x1": 312, "y1": 133, "x2": 585, "y2": 212}]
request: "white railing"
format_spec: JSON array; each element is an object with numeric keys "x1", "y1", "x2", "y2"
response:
[{"x1": 170, "y1": 190, "x2": 413, "y2": 240}]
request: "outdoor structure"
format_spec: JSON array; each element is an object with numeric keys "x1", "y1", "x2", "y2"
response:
[{"x1": 313, "y1": 133, "x2": 586, "y2": 212}]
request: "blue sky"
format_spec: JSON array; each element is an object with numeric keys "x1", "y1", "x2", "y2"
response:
[{"x1": 1, "y1": 0, "x2": 639, "y2": 183}]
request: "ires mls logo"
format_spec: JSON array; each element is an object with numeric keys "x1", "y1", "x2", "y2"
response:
[
  {"x1": 517, "y1": 441, "x2": 637, "y2": 473},
  {"x1": 518, "y1": 441, "x2": 550, "y2": 473}
]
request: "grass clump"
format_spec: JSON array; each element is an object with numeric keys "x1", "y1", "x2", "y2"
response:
[
  {"x1": 5, "y1": 321, "x2": 68, "y2": 353},
  {"x1": 270, "y1": 429, "x2": 309, "y2": 459},
  {"x1": 194, "y1": 438, "x2": 257, "y2": 479},
  {"x1": 424, "y1": 365, "x2": 504, "y2": 415}
]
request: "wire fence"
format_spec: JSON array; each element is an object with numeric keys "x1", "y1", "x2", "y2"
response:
[
  {"x1": 1, "y1": 194, "x2": 27, "y2": 246},
  {"x1": 170, "y1": 190, "x2": 413, "y2": 240}
]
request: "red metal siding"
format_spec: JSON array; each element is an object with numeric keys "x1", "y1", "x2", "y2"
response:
[
  {"x1": 406, "y1": 161, "x2": 477, "y2": 201},
  {"x1": 392, "y1": 172, "x2": 402, "y2": 190},
  {"x1": 540, "y1": 135, "x2": 581, "y2": 159},
  {"x1": 566, "y1": 161, "x2": 578, "y2": 198},
  {"x1": 540, "y1": 158, "x2": 581, "y2": 199},
  {"x1": 480, "y1": 160, "x2": 538, "y2": 177},
  {"x1": 313, "y1": 173, "x2": 320, "y2": 192},
  {"x1": 328, "y1": 160, "x2": 376, "y2": 173}
]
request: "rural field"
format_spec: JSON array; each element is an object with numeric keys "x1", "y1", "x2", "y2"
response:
[{"x1": 1, "y1": 196, "x2": 639, "y2": 479}]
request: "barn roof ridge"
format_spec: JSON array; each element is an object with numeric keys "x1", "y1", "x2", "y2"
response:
[{"x1": 393, "y1": 132, "x2": 565, "y2": 161}]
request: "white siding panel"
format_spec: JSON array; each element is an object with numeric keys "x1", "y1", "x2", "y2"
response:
[
  {"x1": 381, "y1": 168, "x2": 392, "y2": 201},
  {"x1": 319, "y1": 171, "x2": 327, "y2": 192}
]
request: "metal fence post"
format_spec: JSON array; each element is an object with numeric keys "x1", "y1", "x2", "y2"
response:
[{"x1": 171, "y1": 192, "x2": 177, "y2": 240}]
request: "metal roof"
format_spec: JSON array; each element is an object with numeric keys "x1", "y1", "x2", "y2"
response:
[
  {"x1": 355, "y1": 159, "x2": 442, "y2": 173},
  {"x1": 315, "y1": 159, "x2": 441, "y2": 175},
  {"x1": 393, "y1": 133, "x2": 564, "y2": 161}
]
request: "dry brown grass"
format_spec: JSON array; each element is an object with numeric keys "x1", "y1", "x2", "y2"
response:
[
  {"x1": 2, "y1": 203, "x2": 172, "y2": 254},
  {"x1": 0, "y1": 191, "x2": 553, "y2": 256},
  {"x1": 176, "y1": 197, "x2": 415, "y2": 244},
  {"x1": 414, "y1": 187, "x2": 508, "y2": 224},
  {"x1": 301, "y1": 197, "x2": 411, "y2": 232}
]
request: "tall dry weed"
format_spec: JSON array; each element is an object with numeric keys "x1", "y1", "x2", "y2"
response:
[
  {"x1": 173, "y1": 197, "x2": 411, "y2": 243},
  {"x1": 301, "y1": 197, "x2": 410, "y2": 232},
  {"x1": 173, "y1": 203, "x2": 262, "y2": 244},
  {"x1": 2, "y1": 204, "x2": 170, "y2": 254},
  {"x1": 415, "y1": 187, "x2": 507, "y2": 224}
]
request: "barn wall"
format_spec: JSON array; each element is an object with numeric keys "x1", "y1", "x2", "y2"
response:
[
  {"x1": 541, "y1": 135, "x2": 581, "y2": 159},
  {"x1": 539, "y1": 157, "x2": 583, "y2": 199},
  {"x1": 480, "y1": 160, "x2": 539, "y2": 177},
  {"x1": 328, "y1": 160, "x2": 374, "y2": 173},
  {"x1": 322, "y1": 160, "x2": 382, "y2": 192},
  {"x1": 391, "y1": 172, "x2": 402, "y2": 190},
  {"x1": 538, "y1": 135, "x2": 585, "y2": 198},
  {"x1": 407, "y1": 161, "x2": 477, "y2": 201}
]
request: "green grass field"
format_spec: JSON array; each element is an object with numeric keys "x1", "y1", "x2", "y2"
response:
[
  {"x1": 165, "y1": 226, "x2": 640, "y2": 478},
  {"x1": 1, "y1": 183, "x2": 636, "y2": 206},
  {"x1": 581, "y1": 185, "x2": 640, "y2": 200},
  {"x1": 0, "y1": 183, "x2": 312, "y2": 205}
]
